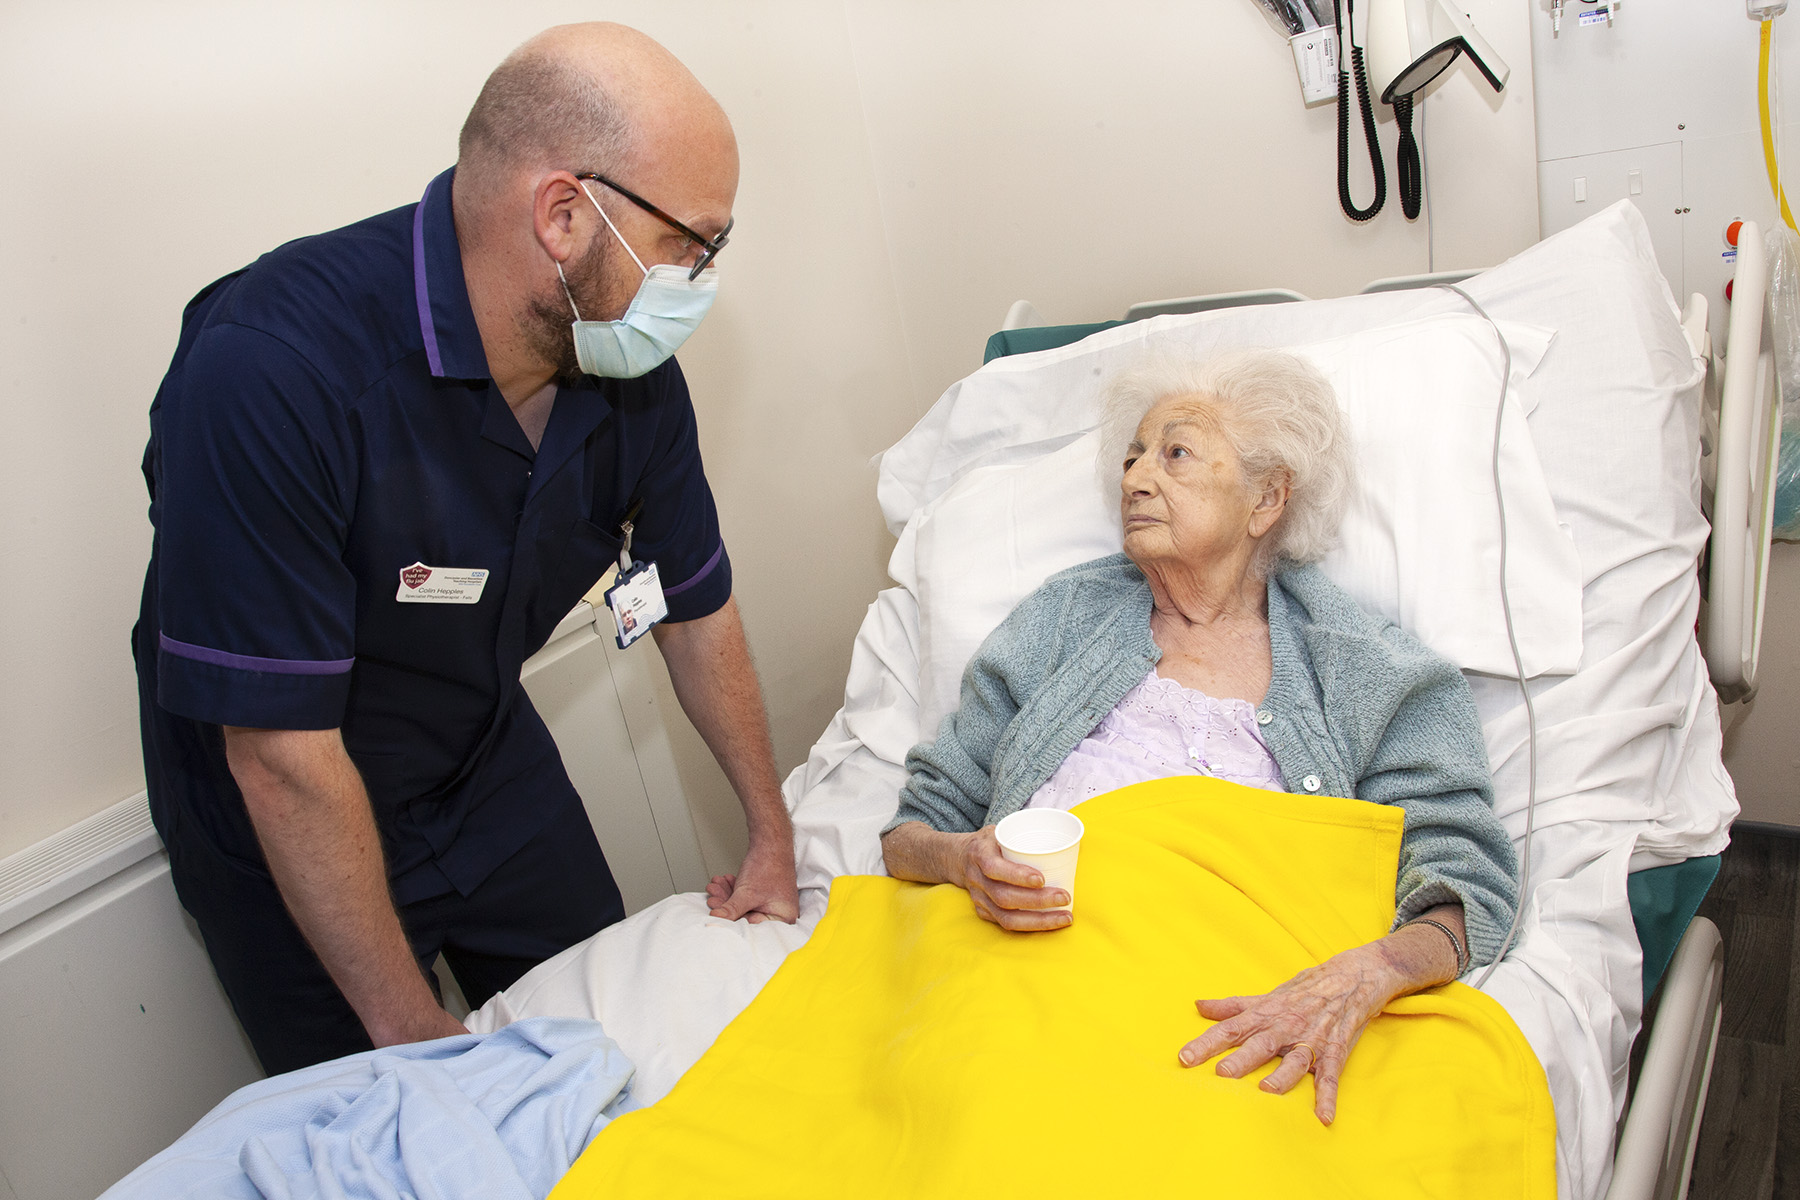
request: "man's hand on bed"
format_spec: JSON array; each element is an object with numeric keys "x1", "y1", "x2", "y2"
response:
[
  {"x1": 1174, "y1": 905, "x2": 1465, "y2": 1124},
  {"x1": 376, "y1": 1006, "x2": 473, "y2": 1049},
  {"x1": 653, "y1": 599, "x2": 798, "y2": 926},
  {"x1": 704, "y1": 837, "x2": 799, "y2": 924}
]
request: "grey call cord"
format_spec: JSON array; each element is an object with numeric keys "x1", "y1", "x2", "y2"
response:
[{"x1": 1440, "y1": 283, "x2": 1539, "y2": 989}]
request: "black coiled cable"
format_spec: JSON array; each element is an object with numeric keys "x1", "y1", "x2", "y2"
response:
[
  {"x1": 1336, "y1": 4, "x2": 1385, "y2": 222},
  {"x1": 1394, "y1": 93, "x2": 1423, "y2": 220}
]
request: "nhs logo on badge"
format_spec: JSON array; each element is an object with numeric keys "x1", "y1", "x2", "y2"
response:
[{"x1": 395, "y1": 561, "x2": 489, "y2": 604}]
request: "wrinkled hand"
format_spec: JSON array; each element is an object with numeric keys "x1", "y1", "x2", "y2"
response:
[
  {"x1": 706, "y1": 839, "x2": 799, "y2": 924},
  {"x1": 1177, "y1": 946, "x2": 1403, "y2": 1124},
  {"x1": 955, "y1": 825, "x2": 1071, "y2": 932}
]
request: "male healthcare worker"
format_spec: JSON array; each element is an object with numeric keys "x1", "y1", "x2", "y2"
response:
[{"x1": 133, "y1": 23, "x2": 798, "y2": 1074}]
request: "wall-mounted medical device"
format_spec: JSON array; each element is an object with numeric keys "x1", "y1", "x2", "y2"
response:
[
  {"x1": 1550, "y1": 1, "x2": 1623, "y2": 36},
  {"x1": 1367, "y1": 0, "x2": 1509, "y2": 101},
  {"x1": 1331, "y1": 0, "x2": 1509, "y2": 222},
  {"x1": 1366, "y1": 0, "x2": 1510, "y2": 218},
  {"x1": 1253, "y1": 0, "x2": 1509, "y2": 224}
]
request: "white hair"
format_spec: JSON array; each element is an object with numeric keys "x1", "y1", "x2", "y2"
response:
[{"x1": 1097, "y1": 348, "x2": 1354, "y2": 572}]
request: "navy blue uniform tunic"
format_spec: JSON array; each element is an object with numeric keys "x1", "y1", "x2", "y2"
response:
[{"x1": 134, "y1": 167, "x2": 731, "y2": 1021}]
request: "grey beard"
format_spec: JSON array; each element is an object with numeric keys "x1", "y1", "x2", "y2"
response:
[
  {"x1": 523, "y1": 296, "x2": 585, "y2": 387},
  {"x1": 526, "y1": 237, "x2": 611, "y2": 386}
]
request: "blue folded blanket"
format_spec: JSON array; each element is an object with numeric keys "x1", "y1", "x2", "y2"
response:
[{"x1": 102, "y1": 1018, "x2": 636, "y2": 1200}]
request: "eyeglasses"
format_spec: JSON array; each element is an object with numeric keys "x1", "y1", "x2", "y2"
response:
[{"x1": 576, "y1": 172, "x2": 732, "y2": 281}]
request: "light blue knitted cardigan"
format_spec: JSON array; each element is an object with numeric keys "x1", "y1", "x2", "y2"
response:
[{"x1": 889, "y1": 553, "x2": 1520, "y2": 969}]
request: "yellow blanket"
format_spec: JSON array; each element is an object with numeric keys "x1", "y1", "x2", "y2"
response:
[{"x1": 553, "y1": 778, "x2": 1554, "y2": 1198}]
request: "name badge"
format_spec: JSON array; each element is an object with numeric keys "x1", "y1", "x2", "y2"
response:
[
  {"x1": 395, "y1": 562, "x2": 490, "y2": 604},
  {"x1": 605, "y1": 561, "x2": 668, "y2": 648}
]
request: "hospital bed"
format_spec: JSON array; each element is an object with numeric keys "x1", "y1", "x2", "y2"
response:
[
  {"x1": 974, "y1": 225, "x2": 1777, "y2": 1200},
  {"x1": 109, "y1": 200, "x2": 1771, "y2": 1199},
  {"x1": 469, "y1": 200, "x2": 1773, "y2": 1200}
]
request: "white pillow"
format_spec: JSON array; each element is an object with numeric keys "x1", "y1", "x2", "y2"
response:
[
  {"x1": 1309, "y1": 317, "x2": 1576, "y2": 677},
  {"x1": 904, "y1": 314, "x2": 1578, "y2": 735},
  {"x1": 907, "y1": 431, "x2": 1121, "y2": 735}
]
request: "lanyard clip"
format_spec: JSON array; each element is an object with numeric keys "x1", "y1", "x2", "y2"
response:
[{"x1": 618, "y1": 520, "x2": 635, "y2": 572}]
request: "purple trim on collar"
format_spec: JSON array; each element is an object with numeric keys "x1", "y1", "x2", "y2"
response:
[
  {"x1": 413, "y1": 175, "x2": 445, "y2": 378},
  {"x1": 160, "y1": 632, "x2": 354, "y2": 676},
  {"x1": 662, "y1": 543, "x2": 724, "y2": 598}
]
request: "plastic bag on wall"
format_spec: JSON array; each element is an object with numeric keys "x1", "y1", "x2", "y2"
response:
[
  {"x1": 1766, "y1": 226, "x2": 1800, "y2": 539},
  {"x1": 1248, "y1": 0, "x2": 1335, "y2": 36}
]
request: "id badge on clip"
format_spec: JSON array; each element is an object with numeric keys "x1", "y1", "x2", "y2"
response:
[{"x1": 604, "y1": 520, "x2": 667, "y2": 649}]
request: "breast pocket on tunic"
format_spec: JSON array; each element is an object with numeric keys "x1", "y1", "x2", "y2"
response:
[{"x1": 543, "y1": 518, "x2": 625, "y2": 619}]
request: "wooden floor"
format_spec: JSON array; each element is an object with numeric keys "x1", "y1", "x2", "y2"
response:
[{"x1": 1686, "y1": 826, "x2": 1800, "y2": 1197}]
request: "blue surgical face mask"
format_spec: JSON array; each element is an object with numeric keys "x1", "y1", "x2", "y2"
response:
[{"x1": 556, "y1": 182, "x2": 719, "y2": 379}]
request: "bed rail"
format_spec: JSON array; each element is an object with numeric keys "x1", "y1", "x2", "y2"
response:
[
  {"x1": 1122, "y1": 289, "x2": 1309, "y2": 321},
  {"x1": 1701, "y1": 221, "x2": 1782, "y2": 703},
  {"x1": 1001, "y1": 299, "x2": 1047, "y2": 332},
  {"x1": 1604, "y1": 915, "x2": 1725, "y2": 1200},
  {"x1": 1359, "y1": 269, "x2": 1480, "y2": 294}
]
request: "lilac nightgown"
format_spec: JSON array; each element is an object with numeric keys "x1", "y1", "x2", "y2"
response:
[{"x1": 1026, "y1": 668, "x2": 1286, "y2": 811}]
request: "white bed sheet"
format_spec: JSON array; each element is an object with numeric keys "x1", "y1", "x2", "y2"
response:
[{"x1": 471, "y1": 203, "x2": 1736, "y2": 1200}]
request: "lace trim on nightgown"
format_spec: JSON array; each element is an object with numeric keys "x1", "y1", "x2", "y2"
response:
[{"x1": 1026, "y1": 668, "x2": 1285, "y2": 812}]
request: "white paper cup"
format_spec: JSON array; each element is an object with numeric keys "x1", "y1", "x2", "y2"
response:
[{"x1": 994, "y1": 809, "x2": 1085, "y2": 914}]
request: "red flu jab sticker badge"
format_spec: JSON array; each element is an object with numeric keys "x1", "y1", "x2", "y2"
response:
[{"x1": 395, "y1": 562, "x2": 490, "y2": 604}]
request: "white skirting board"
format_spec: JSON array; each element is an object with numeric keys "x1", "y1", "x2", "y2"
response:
[{"x1": 0, "y1": 601, "x2": 702, "y2": 1199}]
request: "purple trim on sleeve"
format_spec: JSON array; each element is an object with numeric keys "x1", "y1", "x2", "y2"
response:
[
  {"x1": 412, "y1": 176, "x2": 445, "y2": 378},
  {"x1": 661, "y1": 543, "x2": 724, "y2": 598},
  {"x1": 160, "y1": 632, "x2": 354, "y2": 676}
]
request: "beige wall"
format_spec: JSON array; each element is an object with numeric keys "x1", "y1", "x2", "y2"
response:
[{"x1": 0, "y1": 0, "x2": 1540, "y2": 871}]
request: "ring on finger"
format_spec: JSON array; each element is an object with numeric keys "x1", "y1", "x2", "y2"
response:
[{"x1": 1287, "y1": 1041, "x2": 1319, "y2": 1069}]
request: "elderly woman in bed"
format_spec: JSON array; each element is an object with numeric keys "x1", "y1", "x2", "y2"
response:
[{"x1": 879, "y1": 349, "x2": 1519, "y2": 1125}]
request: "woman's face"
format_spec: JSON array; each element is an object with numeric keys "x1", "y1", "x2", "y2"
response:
[{"x1": 1120, "y1": 395, "x2": 1280, "y2": 573}]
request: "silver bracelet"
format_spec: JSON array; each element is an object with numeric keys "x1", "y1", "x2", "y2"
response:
[{"x1": 1405, "y1": 917, "x2": 1469, "y2": 977}]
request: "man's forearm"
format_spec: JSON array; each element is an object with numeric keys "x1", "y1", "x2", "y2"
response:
[
  {"x1": 651, "y1": 596, "x2": 791, "y2": 845},
  {"x1": 224, "y1": 727, "x2": 459, "y2": 1046}
]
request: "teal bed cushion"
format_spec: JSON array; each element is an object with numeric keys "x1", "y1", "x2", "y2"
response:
[
  {"x1": 982, "y1": 321, "x2": 1125, "y2": 364},
  {"x1": 982, "y1": 322, "x2": 1719, "y2": 1005},
  {"x1": 1630, "y1": 855, "x2": 1720, "y2": 1001}
]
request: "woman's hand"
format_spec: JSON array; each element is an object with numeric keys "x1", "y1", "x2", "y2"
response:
[
  {"x1": 1177, "y1": 947, "x2": 1398, "y2": 1124},
  {"x1": 881, "y1": 821, "x2": 1071, "y2": 932},
  {"x1": 1176, "y1": 911, "x2": 1463, "y2": 1124},
  {"x1": 953, "y1": 826, "x2": 1072, "y2": 932}
]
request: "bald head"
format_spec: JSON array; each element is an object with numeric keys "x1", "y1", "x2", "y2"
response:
[
  {"x1": 452, "y1": 24, "x2": 739, "y2": 399},
  {"x1": 457, "y1": 23, "x2": 735, "y2": 216}
]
